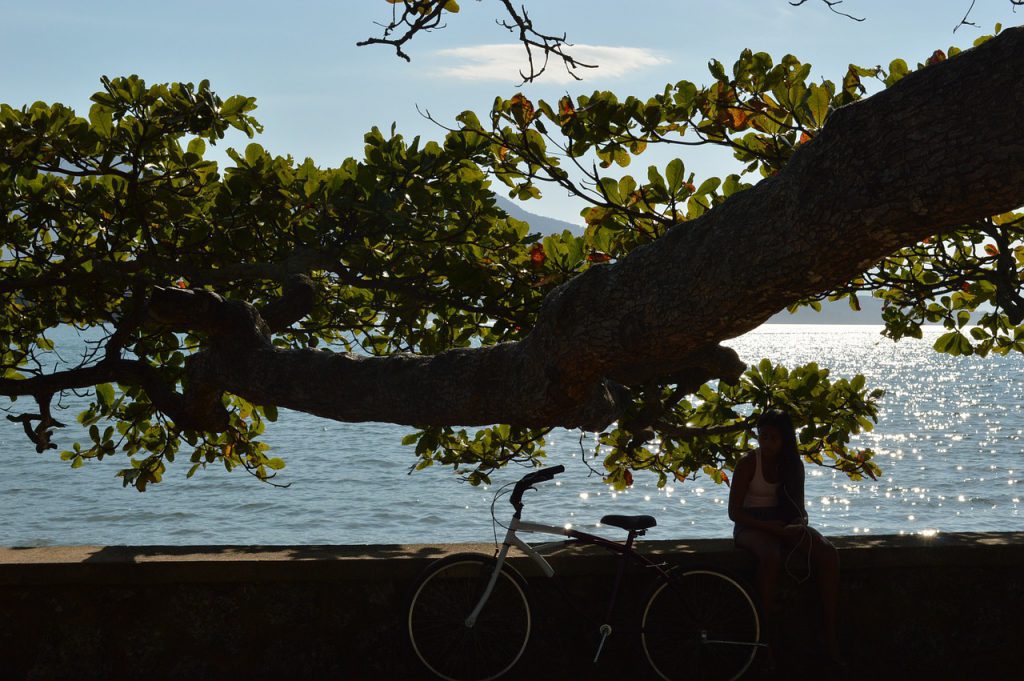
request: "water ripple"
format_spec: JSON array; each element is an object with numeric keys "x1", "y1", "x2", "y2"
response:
[{"x1": 2, "y1": 324, "x2": 1023, "y2": 545}]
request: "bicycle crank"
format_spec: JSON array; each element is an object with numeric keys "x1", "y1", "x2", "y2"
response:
[{"x1": 593, "y1": 623, "x2": 613, "y2": 663}]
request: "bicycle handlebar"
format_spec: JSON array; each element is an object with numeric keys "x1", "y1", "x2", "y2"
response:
[{"x1": 509, "y1": 465, "x2": 565, "y2": 513}]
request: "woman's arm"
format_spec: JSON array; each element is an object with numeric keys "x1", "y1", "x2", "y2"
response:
[
  {"x1": 785, "y1": 460, "x2": 809, "y2": 526},
  {"x1": 728, "y1": 454, "x2": 787, "y2": 536}
]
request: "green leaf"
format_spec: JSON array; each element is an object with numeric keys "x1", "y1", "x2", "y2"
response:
[
  {"x1": 708, "y1": 59, "x2": 727, "y2": 81},
  {"x1": 244, "y1": 142, "x2": 265, "y2": 165},
  {"x1": 933, "y1": 331, "x2": 972, "y2": 356},
  {"x1": 665, "y1": 158, "x2": 684, "y2": 194},
  {"x1": 806, "y1": 84, "x2": 830, "y2": 127},
  {"x1": 96, "y1": 383, "x2": 115, "y2": 409},
  {"x1": 598, "y1": 177, "x2": 621, "y2": 203},
  {"x1": 885, "y1": 59, "x2": 909, "y2": 87},
  {"x1": 88, "y1": 104, "x2": 113, "y2": 137},
  {"x1": 695, "y1": 177, "x2": 720, "y2": 196},
  {"x1": 187, "y1": 137, "x2": 206, "y2": 158}
]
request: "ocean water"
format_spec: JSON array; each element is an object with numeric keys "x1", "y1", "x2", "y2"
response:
[{"x1": 0, "y1": 324, "x2": 1020, "y2": 546}]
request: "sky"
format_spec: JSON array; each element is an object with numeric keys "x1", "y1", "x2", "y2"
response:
[{"x1": 1, "y1": 0, "x2": 1019, "y2": 224}]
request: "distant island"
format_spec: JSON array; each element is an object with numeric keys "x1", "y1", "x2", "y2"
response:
[{"x1": 765, "y1": 296, "x2": 888, "y2": 325}]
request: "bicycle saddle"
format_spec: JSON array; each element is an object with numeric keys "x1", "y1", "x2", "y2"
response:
[{"x1": 600, "y1": 514, "x2": 657, "y2": 531}]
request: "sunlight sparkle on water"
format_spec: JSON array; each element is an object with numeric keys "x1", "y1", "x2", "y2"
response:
[{"x1": 7, "y1": 323, "x2": 1024, "y2": 545}]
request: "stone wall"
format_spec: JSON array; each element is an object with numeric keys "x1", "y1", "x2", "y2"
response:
[{"x1": 1, "y1": 532, "x2": 1022, "y2": 680}]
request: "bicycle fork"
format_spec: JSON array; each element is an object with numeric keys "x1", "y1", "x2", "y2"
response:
[{"x1": 465, "y1": 517, "x2": 561, "y2": 628}]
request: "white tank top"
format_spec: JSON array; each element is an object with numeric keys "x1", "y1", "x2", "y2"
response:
[{"x1": 743, "y1": 449, "x2": 779, "y2": 509}]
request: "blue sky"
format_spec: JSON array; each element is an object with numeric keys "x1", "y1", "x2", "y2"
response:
[{"x1": 1, "y1": 0, "x2": 1018, "y2": 222}]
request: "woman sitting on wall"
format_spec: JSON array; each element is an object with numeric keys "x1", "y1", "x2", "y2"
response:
[{"x1": 727, "y1": 408, "x2": 845, "y2": 674}]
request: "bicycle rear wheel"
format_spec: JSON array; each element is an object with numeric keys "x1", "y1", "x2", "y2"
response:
[
  {"x1": 407, "y1": 553, "x2": 531, "y2": 681},
  {"x1": 641, "y1": 568, "x2": 760, "y2": 681}
]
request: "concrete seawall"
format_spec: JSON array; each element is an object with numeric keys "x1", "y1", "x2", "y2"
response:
[{"x1": 2, "y1": 532, "x2": 1022, "y2": 680}]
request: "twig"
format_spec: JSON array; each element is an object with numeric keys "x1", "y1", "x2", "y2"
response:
[
  {"x1": 359, "y1": 0, "x2": 596, "y2": 83},
  {"x1": 789, "y1": 0, "x2": 865, "y2": 21},
  {"x1": 954, "y1": 0, "x2": 979, "y2": 32}
]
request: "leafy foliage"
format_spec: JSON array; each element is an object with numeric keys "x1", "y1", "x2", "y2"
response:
[{"x1": 0, "y1": 25, "x2": 1017, "y2": 491}]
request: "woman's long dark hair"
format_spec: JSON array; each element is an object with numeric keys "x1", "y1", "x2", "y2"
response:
[{"x1": 756, "y1": 408, "x2": 803, "y2": 522}]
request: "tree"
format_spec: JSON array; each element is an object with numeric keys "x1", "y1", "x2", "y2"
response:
[{"x1": 1, "y1": 8, "x2": 1022, "y2": 491}]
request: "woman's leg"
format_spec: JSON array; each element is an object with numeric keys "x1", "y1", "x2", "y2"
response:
[
  {"x1": 801, "y1": 527, "x2": 841, "y2": 660},
  {"x1": 734, "y1": 527, "x2": 784, "y2": 651}
]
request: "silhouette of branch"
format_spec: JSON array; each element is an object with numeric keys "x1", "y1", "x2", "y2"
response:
[
  {"x1": 356, "y1": 0, "x2": 449, "y2": 62},
  {"x1": 788, "y1": 0, "x2": 865, "y2": 22},
  {"x1": 494, "y1": 0, "x2": 596, "y2": 83},
  {"x1": 955, "y1": 0, "x2": 980, "y2": 32},
  {"x1": 362, "y1": 1, "x2": 1023, "y2": 79},
  {"x1": 791, "y1": 0, "x2": 1021, "y2": 27},
  {"x1": 959, "y1": 0, "x2": 1024, "y2": 32},
  {"x1": 5, "y1": 393, "x2": 64, "y2": 453},
  {"x1": 359, "y1": 0, "x2": 595, "y2": 83}
]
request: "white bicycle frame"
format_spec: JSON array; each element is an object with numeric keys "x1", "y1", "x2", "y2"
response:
[{"x1": 464, "y1": 516, "x2": 572, "y2": 627}]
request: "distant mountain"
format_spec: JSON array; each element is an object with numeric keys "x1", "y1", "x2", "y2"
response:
[
  {"x1": 767, "y1": 296, "x2": 887, "y2": 324},
  {"x1": 494, "y1": 196, "x2": 582, "y2": 235},
  {"x1": 767, "y1": 295, "x2": 946, "y2": 325}
]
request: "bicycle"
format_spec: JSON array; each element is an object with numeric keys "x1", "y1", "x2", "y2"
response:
[{"x1": 406, "y1": 464, "x2": 764, "y2": 681}]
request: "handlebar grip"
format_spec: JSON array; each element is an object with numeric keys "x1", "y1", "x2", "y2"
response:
[
  {"x1": 532, "y1": 464, "x2": 565, "y2": 483},
  {"x1": 509, "y1": 465, "x2": 566, "y2": 511}
]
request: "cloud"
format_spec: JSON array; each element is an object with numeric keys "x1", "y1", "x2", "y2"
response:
[{"x1": 434, "y1": 43, "x2": 670, "y2": 83}]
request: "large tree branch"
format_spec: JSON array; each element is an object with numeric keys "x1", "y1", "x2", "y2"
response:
[
  {"x1": 0, "y1": 357, "x2": 228, "y2": 434},
  {"x1": 147, "y1": 26, "x2": 1024, "y2": 432},
  {"x1": 0, "y1": 277, "x2": 323, "y2": 436}
]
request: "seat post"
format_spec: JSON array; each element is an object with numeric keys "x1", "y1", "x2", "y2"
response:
[{"x1": 601, "y1": 529, "x2": 637, "y2": 627}]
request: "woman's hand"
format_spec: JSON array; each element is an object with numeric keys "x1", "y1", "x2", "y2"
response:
[{"x1": 780, "y1": 523, "x2": 809, "y2": 542}]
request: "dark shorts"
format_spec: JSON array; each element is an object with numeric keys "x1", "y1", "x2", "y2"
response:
[
  {"x1": 732, "y1": 506, "x2": 789, "y2": 540},
  {"x1": 733, "y1": 508, "x2": 835, "y2": 569}
]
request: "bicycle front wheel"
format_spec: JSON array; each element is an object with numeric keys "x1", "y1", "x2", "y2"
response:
[
  {"x1": 641, "y1": 568, "x2": 760, "y2": 681},
  {"x1": 407, "y1": 553, "x2": 531, "y2": 681}
]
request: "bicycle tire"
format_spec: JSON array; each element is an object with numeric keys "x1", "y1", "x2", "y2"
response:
[
  {"x1": 641, "y1": 568, "x2": 760, "y2": 681},
  {"x1": 407, "y1": 552, "x2": 532, "y2": 681}
]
